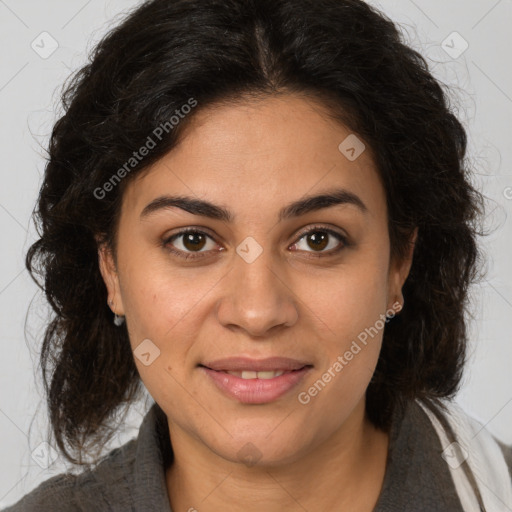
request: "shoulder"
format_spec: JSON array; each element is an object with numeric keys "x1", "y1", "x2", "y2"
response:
[
  {"x1": 375, "y1": 398, "x2": 512, "y2": 512},
  {"x1": 416, "y1": 399, "x2": 512, "y2": 509},
  {"x1": 417, "y1": 398, "x2": 512, "y2": 473},
  {"x1": 1, "y1": 473, "x2": 79, "y2": 512},
  {"x1": 1, "y1": 439, "x2": 137, "y2": 512},
  {"x1": 375, "y1": 398, "x2": 468, "y2": 511}
]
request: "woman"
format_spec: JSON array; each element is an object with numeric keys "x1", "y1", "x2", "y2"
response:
[{"x1": 3, "y1": 0, "x2": 511, "y2": 510}]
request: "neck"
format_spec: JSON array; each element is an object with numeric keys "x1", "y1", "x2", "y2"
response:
[{"x1": 165, "y1": 399, "x2": 389, "y2": 512}]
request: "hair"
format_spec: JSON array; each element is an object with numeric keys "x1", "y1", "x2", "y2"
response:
[{"x1": 26, "y1": 0, "x2": 486, "y2": 475}]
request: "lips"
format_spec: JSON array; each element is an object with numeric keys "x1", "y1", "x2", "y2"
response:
[
  {"x1": 199, "y1": 356, "x2": 313, "y2": 403},
  {"x1": 200, "y1": 364, "x2": 312, "y2": 404},
  {"x1": 200, "y1": 356, "x2": 311, "y2": 373}
]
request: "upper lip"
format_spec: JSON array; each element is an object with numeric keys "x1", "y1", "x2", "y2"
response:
[{"x1": 200, "y1": 356, "x2": 312, "y2": 372}]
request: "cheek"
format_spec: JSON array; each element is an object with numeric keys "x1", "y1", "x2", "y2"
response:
[
  {"x1": 298, "y1": 285, "x2": 386, "y2": 421},
  {"x1": 118, "y1": 251, "x2": 204, "y2": 336},
  {"x1": 297, "y1": 252, "x2": 389, "y2": 396},
  {"x1": 117, "y1": 255, "x2": 224, "y2": 389},
  {"x1": 304, "y1": 256, "x2": 389, "y2": 341}
]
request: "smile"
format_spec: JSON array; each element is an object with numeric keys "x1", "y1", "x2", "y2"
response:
[{"x1": 200, "y1": 365, "x2": 312, "y2": 404}]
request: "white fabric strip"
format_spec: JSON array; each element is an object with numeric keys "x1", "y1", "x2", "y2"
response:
[{"x1": 418, "y1": 400, "x2": 512, "y2": 512}]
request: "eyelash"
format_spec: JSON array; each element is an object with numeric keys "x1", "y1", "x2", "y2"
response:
[{"x1": 162, "y1": 225, "x2": 349, "y2": 261}]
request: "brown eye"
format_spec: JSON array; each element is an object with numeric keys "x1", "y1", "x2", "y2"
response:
[
  {"x1": 163, "y1": 229, "x2": 218, "y2": 260},
  {"x1": 291, "y1": 227, "x2": 347, "y2": 256},
  {"x1": 305, "y1": 231, "x2": 329, "y2": 251},
  {"x1": 181, "y1": 232, "x2": 207, "y2": 251},
  {"x1": 163, "y1": 225, "x2": 348, "y2": 261}
]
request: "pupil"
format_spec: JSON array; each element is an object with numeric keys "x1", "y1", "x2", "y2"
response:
[
  {"x1": 184, "y1": 233, "x2": 205, "y2": 251},
  {"x1": 309, "y1": 232, "x2": 328, "y2": 251}
]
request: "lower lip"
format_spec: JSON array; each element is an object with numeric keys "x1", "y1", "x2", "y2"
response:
[{"x1": 200, "y1": 366, "x2": 312, "y2": 404}]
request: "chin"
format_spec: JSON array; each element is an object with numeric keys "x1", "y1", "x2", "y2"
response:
[{"x1": 205, "y1": 429, "x2": 313, "y2": 469}]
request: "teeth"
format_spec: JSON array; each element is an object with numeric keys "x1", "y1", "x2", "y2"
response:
[{"x1": 225, "y1": 370, "x2": 286, "y2": 379}]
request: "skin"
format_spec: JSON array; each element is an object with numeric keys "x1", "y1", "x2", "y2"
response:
[{"x1": 98, "y1": 93, "x2": 417, "y2": 512}]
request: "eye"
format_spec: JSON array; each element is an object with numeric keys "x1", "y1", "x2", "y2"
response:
[
  {"x1": 163, "y1": 225, "x2": 348, "y2": 261},
  {"x1": 163, "y1": 228, "x2": 219, "y2": 260},
  {"x1": 290, "y1": 226, "x2": 348, "y2": 257}
]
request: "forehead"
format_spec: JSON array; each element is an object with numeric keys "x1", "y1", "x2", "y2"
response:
[{"x1": 122, "y1": 94, "x2": 386, "y2": 223}]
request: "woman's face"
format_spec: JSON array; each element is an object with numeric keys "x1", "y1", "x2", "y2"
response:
[{"x1": 99, "y1": 94, "x2": 415, "y2": 466}]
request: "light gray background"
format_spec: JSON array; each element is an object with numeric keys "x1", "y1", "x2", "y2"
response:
[{"x1": 0, "y1": 0, "x2": 511, "y2": 507}]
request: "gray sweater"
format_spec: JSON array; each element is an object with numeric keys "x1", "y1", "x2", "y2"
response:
[{"x1": 2, "y1": 400, "x2": 511, "y2": 511}]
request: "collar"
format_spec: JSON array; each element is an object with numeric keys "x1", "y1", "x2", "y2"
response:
[{"x1": 132, "y1": 402, "x2": 173, "y2": 511}]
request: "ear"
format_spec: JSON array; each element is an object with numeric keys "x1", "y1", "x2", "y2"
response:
[
  {"x1": 97, "y1": 240, "x2": 125, "y2": 316},
  {"x1": 387, "y1": 227, "x2": 418, "y2": 312}
]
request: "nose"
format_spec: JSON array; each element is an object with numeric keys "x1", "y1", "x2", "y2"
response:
[{"x1": 214, "y1": 245, "x2": 299, "y2": 338}]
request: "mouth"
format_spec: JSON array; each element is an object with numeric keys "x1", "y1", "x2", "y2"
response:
[
  {"x1": 199, "y1": 356, "x2": 313, "y2": 373},
  {"x1": 199, "y1": 366, "x2": 311, "y2": 379},
  {"x1": 198, "y1": 357, "x2": 313, "y2": 404}
]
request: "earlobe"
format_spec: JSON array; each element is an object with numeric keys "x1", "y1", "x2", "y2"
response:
[{"x1": 388, "y1": 227, "x2": 418, "y2": 312}]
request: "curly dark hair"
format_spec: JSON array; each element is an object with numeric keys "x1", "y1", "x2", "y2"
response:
[{"x1": 26, "y1": 0, "x2": 486, "y2": 469}]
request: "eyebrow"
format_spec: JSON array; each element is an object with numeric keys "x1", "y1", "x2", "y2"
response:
[{"x1": 140, "y1": 187, "x2": 368, "y2": 223}]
